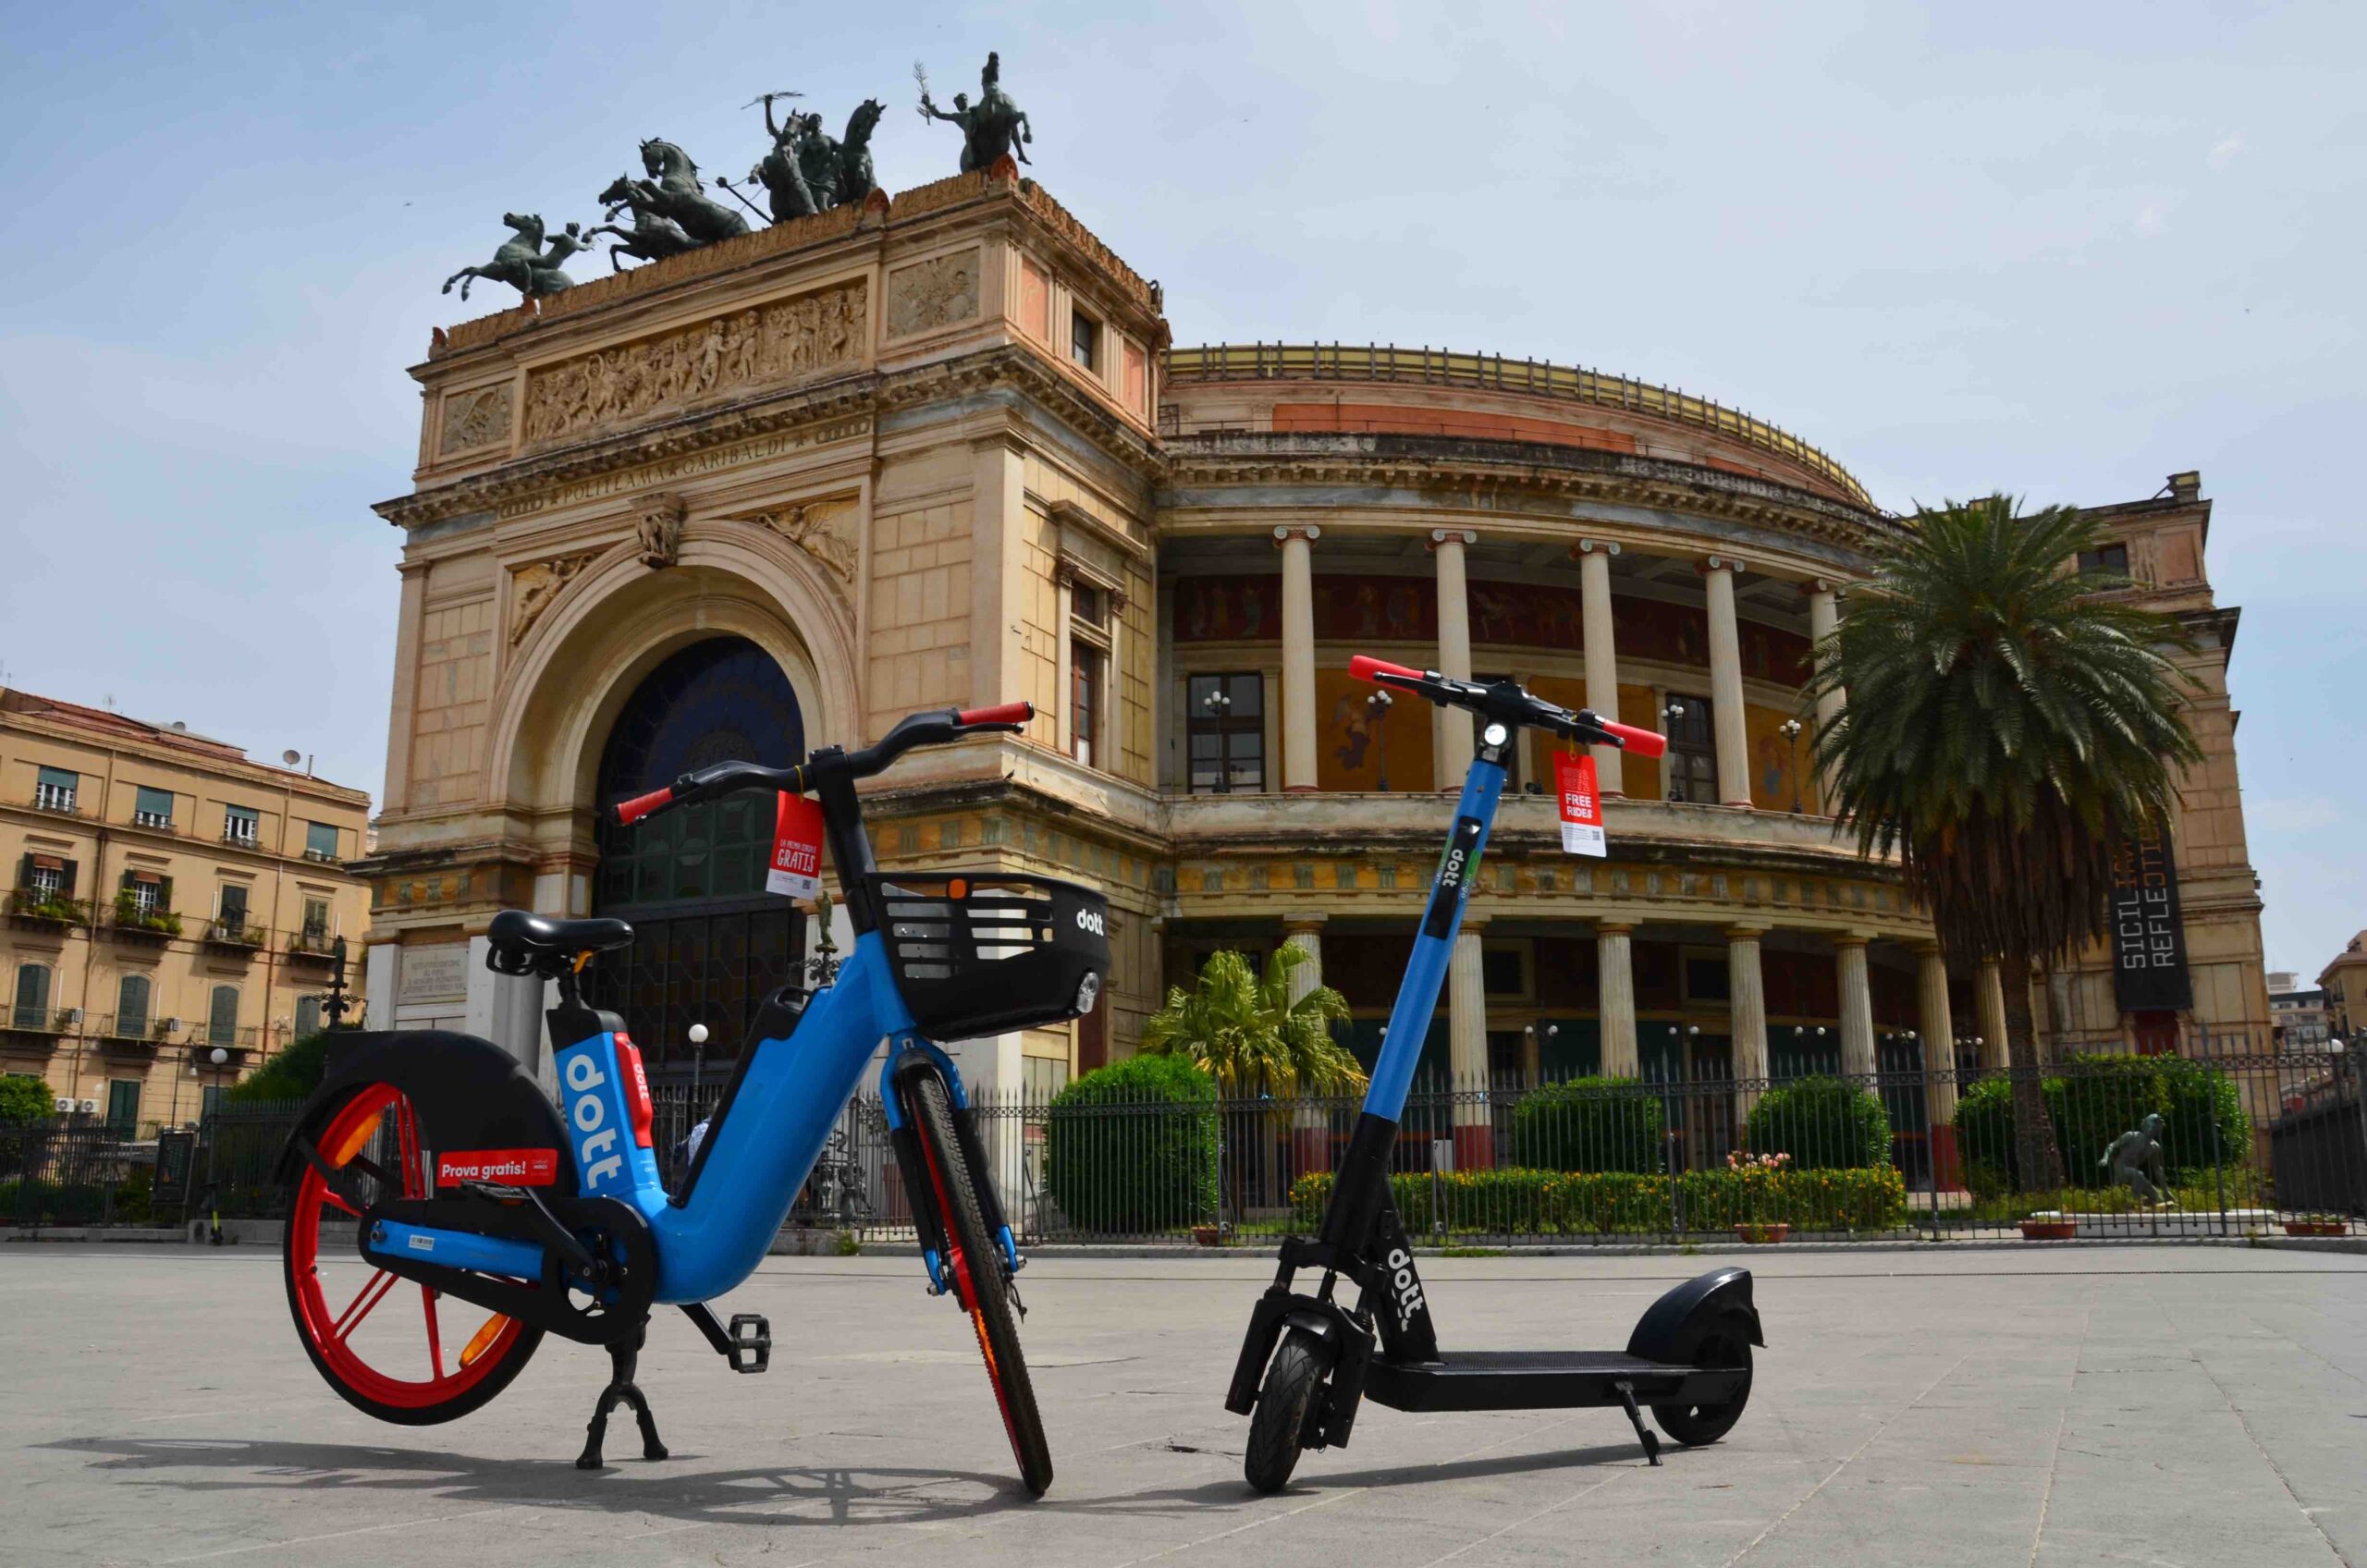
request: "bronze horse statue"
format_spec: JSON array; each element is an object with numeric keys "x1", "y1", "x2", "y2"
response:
[
  {"x1": 586, "y1": 178, "x2": 701, "y2": 271},
  {"x1": 742, "y1": 95, "x2": 885, "y2": 221},
  {"x1": 627, "y1": 139, "x2": 750, "y2": 244},
  {"x1": 918, "y1": 52, "x2": 1032, "y2": 173},
  {"x1": 441, "y1": 213, "x2": 589, "y2": 300}
]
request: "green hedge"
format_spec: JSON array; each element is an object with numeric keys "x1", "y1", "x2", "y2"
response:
[
  {"x1": 1509, "y1": 1077, "x2": 1662, "y2": 1172},
  {"x1": 1289, "y1": 1163, "x2": 1908, "y2": 1235},
  {"x1": 1955, "y1": 1054, "x2": 2251, "y2": 1194},
  {"x1": 1044, "y1": 1054, "x2": 1219, "y2": 1232},
  {"x1": 1743, "y1": 1075, "x2": 1891, "y2": 1169}
]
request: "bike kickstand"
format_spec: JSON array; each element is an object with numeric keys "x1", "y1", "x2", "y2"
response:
[
  {"x1": 1613, "y1": 1380, "x2": 1662, "y2": 1466},
  {"x1": 577, "y1": 1322, "x2": 669, "y2": 1470}
]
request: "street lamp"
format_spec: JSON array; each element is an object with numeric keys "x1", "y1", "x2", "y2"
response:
[
  {"x1": 1367, "y1": 689, "x2": 1394, "y2": 792},
  {"x1": 1201, "y1": 686, "x2": 1233, "y2": 794},
  {"x1": 203, "y1": 1046, "x2": 229, "y2": 1246},
  {"x1": 323, "y1": 935, "x2": 356, "y2": 1028},
  {"x1": 1779, "y1": 717, "x2": 1804, "y2": 814}
]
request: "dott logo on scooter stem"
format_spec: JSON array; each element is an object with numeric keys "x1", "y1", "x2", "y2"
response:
[
  {"x1": 1385, "y1": 1246, "x2": 1428, "y2": 1330},
  {"x1": 1420, "y1": 816, "x2": 1486, "y2": 939}
]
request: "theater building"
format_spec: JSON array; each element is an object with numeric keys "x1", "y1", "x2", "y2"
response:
[{"x1": 364, "y1": 165, "x2": 2268, "y2": 1174}]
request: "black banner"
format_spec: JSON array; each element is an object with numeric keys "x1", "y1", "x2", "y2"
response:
[{"x1": 2109, "y1": 827, "x2": 2192, "y2": 1013}]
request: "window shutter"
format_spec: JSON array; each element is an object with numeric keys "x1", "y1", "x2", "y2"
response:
[
  {"x1": 16, "y1": 853, "x2": 30, "y2": 890},
  {"x1": 59, "y1": 860, "x2": 75, "y2": 897},
  {"x1": 159, "y1": 876, "x2": 174, "y2": 910}
]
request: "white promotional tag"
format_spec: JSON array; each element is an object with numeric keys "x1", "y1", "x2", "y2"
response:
[
  {"x1": 766, "y1": 791, "x2": 826, "y2": 898},
  {"x1": 1555, "y1": 750, "x2": 1607, "y2": 858}
]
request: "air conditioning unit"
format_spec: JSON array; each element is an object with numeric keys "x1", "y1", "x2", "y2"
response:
[
  {"x1": 54, "y1": 1096, "x2": 74, "y2": 1113},
  {"x1": 77, "y1": 1098, "x2": 98, "y2": 1114},
  {"x1": 60, "y1": 1008, "x2": 81, "y2": 1025},
  {"x1": 163, "y1": 1018, "x2": 182, "y2": 1034}
]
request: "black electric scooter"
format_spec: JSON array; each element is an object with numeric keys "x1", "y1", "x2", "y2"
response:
[{"x1": 1225, "y1": 657, "x2": 1767, "y2": 1492}]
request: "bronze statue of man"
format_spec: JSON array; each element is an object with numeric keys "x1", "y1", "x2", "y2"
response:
[
  {"x1": 917, "y1": 51, "x2": 1033, "y2": 173},
  {"x1": 2101, "y1": 1112, "x2": 2177, "y2": 1207}
]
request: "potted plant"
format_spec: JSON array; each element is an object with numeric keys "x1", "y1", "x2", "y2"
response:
[
  {"x1": 2283, "y1": 1214, "x2": 2349, "y2": 1238},
  {"x1": 1730, "y1": 1150, "x2": 1791, "y2": 1243},
  {"x1": 2020, "y1": 1210, "x2": 2079, "y2": 1241},
  {"x1": 1192, "y1": 1223, "x2": 1223, "y2": 1247}
]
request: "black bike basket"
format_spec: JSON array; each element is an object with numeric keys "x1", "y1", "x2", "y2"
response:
[{"x1": 865, "y1": 873, "x2": 1112, "y2": 1038}]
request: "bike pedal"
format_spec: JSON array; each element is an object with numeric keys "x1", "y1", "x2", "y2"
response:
[{"x1": 727, "y1": 1313, "x2": 771, "y2": 1374}]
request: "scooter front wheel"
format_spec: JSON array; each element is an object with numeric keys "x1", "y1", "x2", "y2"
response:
[
  {"x1": 284, "y1": 1082, "x2": 542, "y2": 1424},
  {"x1": 1245, "y1": 1328, "x2": 1327, "y2": 1493}
]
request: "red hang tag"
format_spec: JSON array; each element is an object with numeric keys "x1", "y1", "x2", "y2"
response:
[
  {"x1": 1554, "y1": 750, "x2": 1606, "y2": 858},
  {"x1": 767, "y1": 791, "x2": 826, "y2": 898}
]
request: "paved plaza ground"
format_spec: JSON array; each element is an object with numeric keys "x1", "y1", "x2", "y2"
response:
[{"x1": 2, "y1": 1243, "x2": 2361, "y2": 1566}]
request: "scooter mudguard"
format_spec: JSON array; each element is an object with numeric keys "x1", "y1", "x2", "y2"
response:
[
  {"x1": 276, "y1": 1030, "x2": 575, "y2": 1192},
  {"x1": 1625, "y1": 1268, "x2": 1766, "y2": 1361}
]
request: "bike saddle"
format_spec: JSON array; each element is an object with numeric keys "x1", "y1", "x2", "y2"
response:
[{"x1": 486, "y1": 909, "x2": 636, "y2": 970}]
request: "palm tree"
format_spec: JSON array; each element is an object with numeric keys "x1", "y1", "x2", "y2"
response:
[
  {"x1": 1808, "y1": 496, "x2": 2202, "y2": 1190},
  {"x1": 1139, "y1": 945, "x2": 1364, "y2": 1098}
]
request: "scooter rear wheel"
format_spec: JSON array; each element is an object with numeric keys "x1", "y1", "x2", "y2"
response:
[
  {"x1": 284, "y1": 1082, "x2": 542, "y2": 1425},
  {"x1": 1245, "y1": 1328, "x2": 1327, "y2": 1493},
  {"x1": 1651, "y1": 1318, "x2": 1752, "y2": 1447}
]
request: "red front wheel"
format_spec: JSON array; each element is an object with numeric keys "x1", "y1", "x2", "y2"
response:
[
  {"x1": 910, "y1": 1073, "x2": 1053, "y2": 1496},
  {"x1": 283, "y1": 1083, "x2": 542, "y2": 1424}
]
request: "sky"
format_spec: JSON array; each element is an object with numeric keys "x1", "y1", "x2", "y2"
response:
[{"x1": 1, "y1": 2, "x2": 2361, "y2": 977}]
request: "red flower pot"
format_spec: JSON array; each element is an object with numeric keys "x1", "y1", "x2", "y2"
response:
[
  {"x1": 2020, "y1": 1219, "x2": 2079, "y2": 1241},
  {"x1": 2283, "y1": 1220, "x2": 2347, "y2": 1238},
  {"x1": 1735, "y1": 1222, "x2": 1789, "y2": 1244}
]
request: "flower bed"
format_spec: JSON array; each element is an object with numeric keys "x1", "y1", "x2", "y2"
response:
[{"x1": 1288, "y1": 1163, "x2": 1908, "y2": 1237}]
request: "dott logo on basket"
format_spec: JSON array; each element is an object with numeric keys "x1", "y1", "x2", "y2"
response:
[
  {"x1": 435, "y1": 1148, "x2": 560, "y2": 1187},
  {"x1": 1075, "y1": 907, "x2": 1106, "y2": 937}
]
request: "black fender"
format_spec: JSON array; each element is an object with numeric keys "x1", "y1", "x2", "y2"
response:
[
  {"x1": 276, "y1": 1030, "x2": 573, "y2": 1191},
  {"x1": 1626, "y1": 1268, "x2": 1765, "y2": 1362}
]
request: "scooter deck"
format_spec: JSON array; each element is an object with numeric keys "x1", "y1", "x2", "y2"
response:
[{"x1": 1363, "y1": 1349, "x2": 1746, "y2": 1414}]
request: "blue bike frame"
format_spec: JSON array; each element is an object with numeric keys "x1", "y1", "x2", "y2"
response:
[{"x1": 398, "y1": 930, "x2": 1000, "y2": 1308}]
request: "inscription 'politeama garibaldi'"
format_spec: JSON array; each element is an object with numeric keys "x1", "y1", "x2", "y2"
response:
[{"x1": 522, "y1": 278, "x2": 868, "y2": 446}]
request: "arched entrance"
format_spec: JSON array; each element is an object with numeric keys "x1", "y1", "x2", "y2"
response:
[{"x1": 587, "y1": 636, "x2": 805, "y2": 1078}]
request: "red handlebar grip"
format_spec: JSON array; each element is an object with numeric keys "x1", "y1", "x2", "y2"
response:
[
  {"x1": 957, "y1": 701, "x2": 1034, "y2": 728},
  {"x1": 1599, "y1": 721, "x2": 1668, "y2": 759},
  {"x1": 614, "y1": 787, "x2": 673, "y2": 826},
  {"x1": 1348, "y1": 655, "x2": 1425, "y2": 685}
]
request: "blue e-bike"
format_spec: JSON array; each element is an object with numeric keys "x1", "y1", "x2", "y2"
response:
[
  {"x1": 278, "y1": 700, "x2": 1106, "y2": 1495},
  {"x1": 1226, "y1": 657, "x2": 1768, "y2": 1492}
]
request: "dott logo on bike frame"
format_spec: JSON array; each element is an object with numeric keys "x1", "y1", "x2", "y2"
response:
[
  {"x1": 1384, "y1": 1245, "x2": 1428, "y2": 1330},
  {"x1": 563, "y1": 1049, "x2": 628, "y2": 1191}
]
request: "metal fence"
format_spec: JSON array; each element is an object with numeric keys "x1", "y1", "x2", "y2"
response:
[{"x1": 7, "y1": 1046, "x2": 2361, "y2": 1246}]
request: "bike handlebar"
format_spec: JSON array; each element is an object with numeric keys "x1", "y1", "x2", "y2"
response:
[
  {"x1": 609, "y1": 700, "x2": 1037, "y2": 827},
  {"x1": 1347, "y1": 654, "x2": 1668, "y2": 758}
]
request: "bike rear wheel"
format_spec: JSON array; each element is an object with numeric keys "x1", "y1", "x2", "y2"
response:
[
  {"x1": 909, "y1": 1072, "x2": 1053, "y2": 1496},
  {"x1": 284, "y1": 1082, "x2": 542, "y2": 1424}
]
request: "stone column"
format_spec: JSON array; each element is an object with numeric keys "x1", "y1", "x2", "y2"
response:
[
  {"x1": 1808, "y1": 580, "x2": 1843, "y2": 813},
  {"x1": 1835, "y1": 934, "x2": 1876, "y2": 1077},
  {"x1": 1598, "y1": 921, "x2": 1637, "y2": 1077},
  {"x1": 1431, "y1": 529, "x2": 1477, "y2": 787},
  {"x1": 1727, "y1": 926, "x2": 1770, "y2": 1083},
  {"x1": 1277, "y1": 525, "x2": 1320, "y2": 791},
  {"x1": 1448, "y1": 923, "x2": 1492, "y2": 1169},
  {"x1": 1976, "y1": 960, "x2": 2010, "y2": 1072},
  {"x1": 1917, "y1": 943, "x2": 1961, "y2": 1187},
  {"x1": 1576, "y1": 539, "x2": 1624, "y2": 796},
  {"x1": 1283, "y1": 917, "x2": 1330, "y2": 1174},
  {"x1": 1702, "y1": 555, "x2": 1753, "y2": 806}
]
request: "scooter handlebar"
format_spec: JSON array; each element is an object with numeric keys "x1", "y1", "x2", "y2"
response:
[
  {"x1": 1347, "y1": 655, "x2": 1427, "y2": 686},
  {"x1": 1596, "y1": 720, "x2": 1668, "y2": 758}
]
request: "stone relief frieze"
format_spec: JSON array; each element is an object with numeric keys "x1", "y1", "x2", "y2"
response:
[
  {"x1": 508, "y1": 550, "x2": 599, "y2": 648},
  {"x1": 737, "y1": 494, "x2": 862, "y2": 596},
  {"x1": 440, "y1": 382, "x2": 514, "y2": 455},
  {"x1": 521, "y1": 278, "x2": 867, "y2": 446},
  {"x1": 885, "y1": 249, "x2": 981, "y2": 338}
]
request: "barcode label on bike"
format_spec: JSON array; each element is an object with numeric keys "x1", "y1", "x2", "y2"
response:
[{"x1": 767, "y1": 790, "x2": 826, "y2": 898}]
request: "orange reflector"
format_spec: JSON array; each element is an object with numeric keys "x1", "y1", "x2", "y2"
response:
[
  {"x1": 460, "y1": 1314, "x2": 509, "y2": 1367},
  {"x1": 949, "y1": 878, "x2": 968, "y2": 900},
  {"x1": 326, "y1": 1115, "x2": 378, "y2": 1169}
]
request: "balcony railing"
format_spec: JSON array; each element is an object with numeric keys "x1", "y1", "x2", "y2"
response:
[
  {"x1": 300, "y1": 847, "x2": 340, "y2": 865},
  {"x1": 30, "y1": 787, "x2": 87, "y2": 816},
  {"x1": 130, "y1": 810, "x2": 176, "y2": 829},
  {"x1": 92, "y1": 1013, "x2": 174, "y2": 1045},
  {"x1": 202, "y1": 918, "x2": 265, "y2": 951},
  {"x1": 221, "y1": 825, "x2": 260, "y2": 849},
  {"x1": 288, "y1": 929, "x2": 338, "y2": 961},
  {"x1": 194, "y1": 1024, "x2": 260, "y2": 1052},
  {"x1": 5, "y1": 1006, "x2": 76, "y2": 1035},
  {"x1": 107, "y1": 897, "x2": 184, "y2": 941},
  {"x1": 6, "y1": 888, "x2": 91, "y2": 929}
]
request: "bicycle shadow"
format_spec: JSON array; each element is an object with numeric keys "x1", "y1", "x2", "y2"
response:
[
  {"x1": 39, "y1": 1432, "x2": 1666, "y2": 1532},
  {"x1": 40, "y1": 1436, "x2": 1028, "y2": 1531}
]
